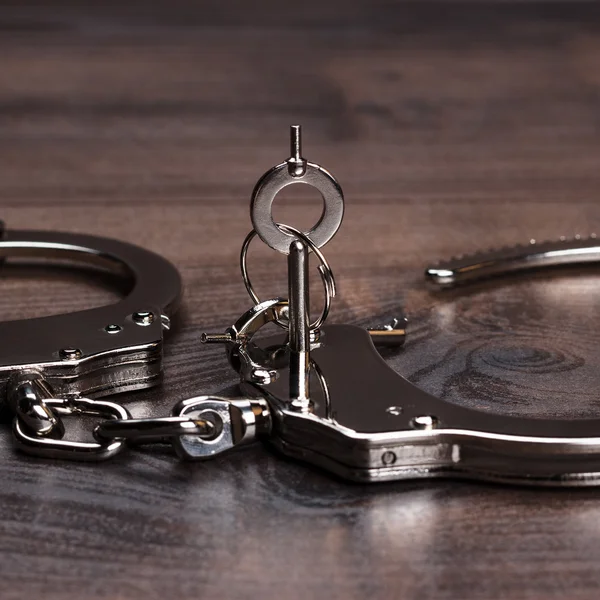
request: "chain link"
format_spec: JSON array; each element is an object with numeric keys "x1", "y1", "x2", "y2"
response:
[{"x1": 6, "y1": 373, "x2": 271, "y2": 463}]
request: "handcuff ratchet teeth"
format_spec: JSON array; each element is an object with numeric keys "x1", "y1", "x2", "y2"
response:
[{"x1": 426, "y1": 235, "x2": 600, "y2": 287}]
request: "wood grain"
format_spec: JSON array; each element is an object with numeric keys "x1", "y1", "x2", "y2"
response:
[{"x1": 0, "y1": 1, "x2": 599, "y2": 598}]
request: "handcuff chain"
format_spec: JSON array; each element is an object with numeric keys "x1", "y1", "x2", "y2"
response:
[
  {"x1": 8, "y1": 373, "x2": 132, "y2": 461},
  {"x1": 7, "y1": 372, "x2": 270, "y2": 462}
]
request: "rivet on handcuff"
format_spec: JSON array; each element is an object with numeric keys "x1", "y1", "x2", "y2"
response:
[{"x1": 3, "y1": 127, "x2": 600, "y2": 487}]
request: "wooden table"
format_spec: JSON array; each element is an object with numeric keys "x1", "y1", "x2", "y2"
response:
[{"x1": 1, "y1": 1, "x2": 599, "y2": 598}]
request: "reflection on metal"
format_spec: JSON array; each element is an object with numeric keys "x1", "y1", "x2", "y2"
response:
[
  {"x1": 426, "y1": 236, "x2": 600, "y2": 287},
  {"x1": 0, "y1": 228, "x2": 182, "y2": 460},
  {"x1": 250, "y1": 125, "x2": 344, "y2": 254},
  {"x1": 0, "y1": 229, "x2": 182, "y2": 401},
  {"x1": 288, "y1": 239, "x2": 310, "y2": 409},
  {"x1": 11, "y1": 126, "x2": 600, "y2": 487},
  {"x1": 214, "y1": 230, "x2": 600, "y2": 485},
  {"x1": 239, "y1": 224, "x2": 336, "y2": 332},
  {"x1": 241, "y1": 324, "x2": 600, "y2": 486}
]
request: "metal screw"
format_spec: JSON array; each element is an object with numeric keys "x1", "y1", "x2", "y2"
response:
[
  {"x1": 386, "y1": 406, "x2": 403, "y2": 416},
  {"x1": 250, "y1": 368, "x2": 277, "y2": 385},
  {"x1": 132, "y1": 311, "x2": 154, "y2": 326},
  {"x1": 104, "y1": 324, "x2": 122, "y2": 334},
  {"x1": 410, "y1": 415, "x2": 438, "y2": 430},
  {"x1": 59, "y1": 347, "x2": 82, "y2": 360},
  {"x1": 381, "y1": 451, "x2": 397, "y2": 465}
]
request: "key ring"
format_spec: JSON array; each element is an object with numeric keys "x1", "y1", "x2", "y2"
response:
[
  {"x1": 239, "y1": 224, "x2": 336, "y2": 331},
  {"x1": 0, "y1": 228, "x2": 182, "y2": 401},
  {"x1": 250, "y1": 126, "x2": 344, "y2": 254}
]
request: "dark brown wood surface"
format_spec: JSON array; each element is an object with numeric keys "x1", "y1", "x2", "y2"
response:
[{"x1": 0, "y1": 1, "x2": 600, "y2": 598}]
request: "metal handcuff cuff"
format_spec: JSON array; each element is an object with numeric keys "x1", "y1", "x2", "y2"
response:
[{"x1": 6, "y1": 126, "x2": 600, "y2": 487}]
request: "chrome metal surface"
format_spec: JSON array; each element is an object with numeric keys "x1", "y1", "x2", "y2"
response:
[
  {"x1": 288, "y1": 239, "x2": 311, "y2": 408},
  {"x1": 411, "y1": 415, "x2": 438, "y2": 430},
  {"x1": 426, "y1": 235, "x2": 600, "y2": 287},
  {"x1": 196, "y1": 126, "x2": 600, "y2": 486},
  {"x1": 202, "y1": 332, "x2": 234, "y2": 344},
  {"x1": 95, "y1": 415, "x2": 216, "y2": 444},
  {"x1": 82, "y1": 126, "x2": 599, "y2": 486},
  {"x1": 203, "y1": 298, "x2": 289, "y2": 346},
  {"x1": 0, "y1": 229, "x2": 182, "y2": 400},
  {"x1": 226, "y1": 235, "x2": 600, "y2": 485},
  {"x1": 287, "y1": 124, "x2": 307, "y2": 177},
  {"x1": 367, "y1": 317, "x2": 407, "y2": 346},
  {"x1": 171, "y1": 396, "x2": 271, "y2": 460},
  {"x1": 236, "y1": 344, "x2": 280, "y2": 385},
  {"x1": 8, "y1": 372, "x2": 64, "y2": 438},
  {"x1": 13, "y1": 397, "x2": 131, "y2": 461},
  {"x1": 132, "y1": 311, "x2": 155, "y2": 326},
  {"x1": 59, "y1": 347, "x2": 82, "y2": 360},
  {"x1": 160, "y1": 314, "x2": 171, "y2": 330},
  {"x1": 239, "y1": 225, "x2": 335, "y2": 331},
  {"x1": 250, "y1": 126, "x2": 344, "y2": 254},
  {"x1": 241, "y1": 324, "x2": 600, "y2": 485},
  {"x1": 202, "y1": 299, "x2": 289, "y2": 385}
]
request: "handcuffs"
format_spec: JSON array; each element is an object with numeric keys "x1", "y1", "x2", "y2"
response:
[{"x1": 4, "y1": 126, "x2": 600, "y2": 487}]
